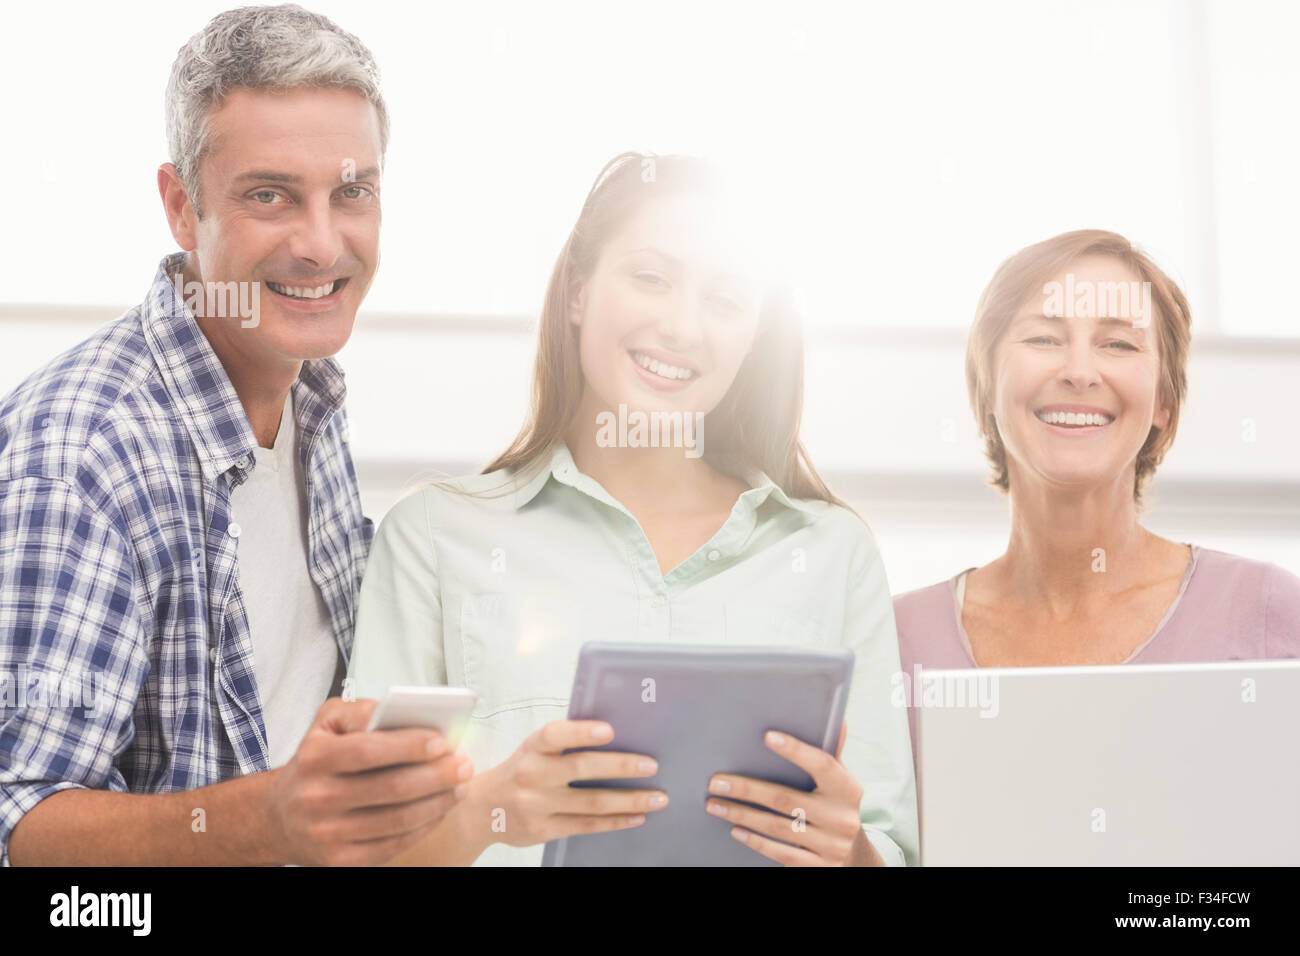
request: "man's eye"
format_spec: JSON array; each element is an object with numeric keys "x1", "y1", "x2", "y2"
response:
[
  {"x1": 340, "y1": 185, "x2": 370, "y2": 200},
  {"x1": 251, "y1": 190, "x2": 283, "y2": 204}
]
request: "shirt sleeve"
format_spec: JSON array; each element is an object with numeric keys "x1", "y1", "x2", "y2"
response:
[
  {"x1": 840, "y1": 519, "x2": 921, "y2": 867},
  {"x1": 0, "y1": 476, "x2": 149, "y2": 865},
  {"x1": 1264, "y1": 562, "x2": 1300, "y2": 658},
  {"x1": 346, "y1": 488, "x2": 445, "y2": 699}
]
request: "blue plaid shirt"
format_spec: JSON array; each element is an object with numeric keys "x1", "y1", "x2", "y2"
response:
[{"x1": 0, "y1": 251, "x2": 374, "y2": 863}]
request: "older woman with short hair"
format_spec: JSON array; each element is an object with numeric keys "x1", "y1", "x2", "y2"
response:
[{"x1": 895, "y1": 230, "x2": 1300, "y2": 705}]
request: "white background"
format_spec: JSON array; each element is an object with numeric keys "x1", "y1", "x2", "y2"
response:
[{"x1": 2, "y1": 0, "x2": 1297, "y2": 590}]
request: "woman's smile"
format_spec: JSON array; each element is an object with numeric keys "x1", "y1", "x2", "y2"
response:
[
  {"x1": 628, "y1": 348, "x2": 700, "y2": 393},
  {"x1": 1033, "y1": 402, "x2": 1117, "y2": 435}
]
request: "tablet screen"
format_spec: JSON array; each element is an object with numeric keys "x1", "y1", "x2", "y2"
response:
[{"x1": 542, "y1": 642, "x2": 854, "y2": 867}]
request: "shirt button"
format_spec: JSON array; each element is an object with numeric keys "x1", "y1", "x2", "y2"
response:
[
  {"x1": 237, "y1": 454, "x2": 252, "y2": 469},
  {"x1": 40, "y1": 417, "x2": 52, "y2": 428},
  {"x1": 707, "y1": 550, "x2": 721, "y2": 561},
  {"x1": 209, "y1": 648, "x2": 218, "y2": 665},
  {"x1": 227, "y1": 522, "x2": 242, "y2": 539}
]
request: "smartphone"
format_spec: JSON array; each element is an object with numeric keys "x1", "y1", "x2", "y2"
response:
[{"x1": 365, "y1": 685, "x2": 477, "y2": 749}]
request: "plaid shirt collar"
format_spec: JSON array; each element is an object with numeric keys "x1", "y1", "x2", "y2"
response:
[{"x1": 142, "y1": 251, "x2": 348, "y2": 482}]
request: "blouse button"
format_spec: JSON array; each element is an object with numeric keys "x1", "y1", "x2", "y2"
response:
[{"x1": 707, "y1": 550, "x2": 721, "y2": 561}]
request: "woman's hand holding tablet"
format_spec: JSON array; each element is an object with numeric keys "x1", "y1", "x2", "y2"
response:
[
  {"x1": 706, "y1": 722, "x2": 885, "y2": 867},
  {"x1": 454, "y1": 719, "x2": 669, "y2": 851}
]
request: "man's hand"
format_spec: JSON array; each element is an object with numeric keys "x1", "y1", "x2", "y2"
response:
[{"x1": 267, "y1": 697, "x2": 473, "y2": 866}]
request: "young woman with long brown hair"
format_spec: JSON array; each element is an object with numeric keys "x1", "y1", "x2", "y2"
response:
[{"x1": 347, "y1": 152, "x2": 917, "y2": 866}]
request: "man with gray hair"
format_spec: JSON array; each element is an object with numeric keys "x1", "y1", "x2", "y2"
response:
[{"x1": 0, "y1": 4, "x2": 469, "y2": 865}]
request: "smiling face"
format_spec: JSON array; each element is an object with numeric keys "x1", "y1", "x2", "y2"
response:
[
  {"x1": 170, "y1": 86, "x2": 382, "y2": 368},
  {"x1": 992, "y1": 254, "x2": 1170, "y2": 495},
  {"x1": 568, "y1": 193, "x2": 763, "y2": 421}
]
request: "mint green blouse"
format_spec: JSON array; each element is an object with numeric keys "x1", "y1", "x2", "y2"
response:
[{"x1": 347, "y1": 443, "x2": 919, "y2": 866}]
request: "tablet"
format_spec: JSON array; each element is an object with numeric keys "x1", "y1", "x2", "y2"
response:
[{"x1": 541, "y1": 642, "x2": 854, "y2": 867}]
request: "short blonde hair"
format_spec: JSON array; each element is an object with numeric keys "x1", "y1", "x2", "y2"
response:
[{"x1": 965, "y1": 229, "x2": 1191, "y2": 502}]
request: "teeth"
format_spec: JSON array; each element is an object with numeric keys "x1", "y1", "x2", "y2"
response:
[
  {"x1": 1036, "y1": 410, "x2": 1114, "y2": 427},
  {"x1": 268, "y1": 280, "x2": 337, "y2": 299},
  {"x1": 633, "y1": 351, "x2": 695, "y2": 381}
]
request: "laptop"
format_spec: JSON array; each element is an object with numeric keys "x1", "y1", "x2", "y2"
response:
[{"x1": 916, "y1": 659, "x2": 1300, "y2": 865}]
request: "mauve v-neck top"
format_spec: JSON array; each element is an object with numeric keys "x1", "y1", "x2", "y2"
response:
[{"x1": 892, "y1": 545, "x2": 1300, "y2": 753}]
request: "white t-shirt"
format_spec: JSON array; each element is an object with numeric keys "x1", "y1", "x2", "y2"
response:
[{"x1": 230, "y1": 393, "x2": 342, "y2": 768}]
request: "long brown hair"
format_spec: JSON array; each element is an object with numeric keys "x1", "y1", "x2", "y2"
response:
[{"x1": 483, "y1": 151, "x2": 840, "y2": 505}]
